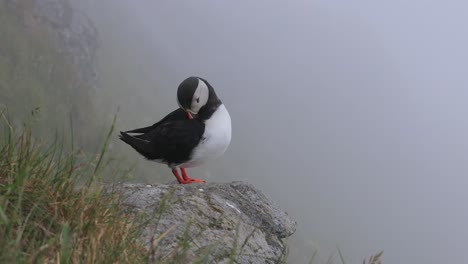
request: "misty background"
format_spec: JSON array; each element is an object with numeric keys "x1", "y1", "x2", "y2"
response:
[{"x1": 3, "y1": 0, "x2": 468, "y2": 263}]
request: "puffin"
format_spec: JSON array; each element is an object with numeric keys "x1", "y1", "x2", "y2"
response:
[{"x1": 119, "y1": 76, "x2": 232, "y2": 184}]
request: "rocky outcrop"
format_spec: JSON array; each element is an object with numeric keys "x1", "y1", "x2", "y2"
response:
[{"x1": 117, "y1": 181, "x2": 297, "y2": 263}]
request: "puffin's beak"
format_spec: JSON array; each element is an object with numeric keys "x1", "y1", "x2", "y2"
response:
[{"x1": 186, "y1": 110, "x2": 197, "y2": 119}]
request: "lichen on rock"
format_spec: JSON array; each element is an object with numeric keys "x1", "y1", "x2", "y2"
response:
[{"x1": 117, "y1": 181, "x2": 297, "y2": 263}]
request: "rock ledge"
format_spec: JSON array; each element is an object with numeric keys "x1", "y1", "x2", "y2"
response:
[{"x1": 117, "y1": 181, "x2": 296, "y2": 263}]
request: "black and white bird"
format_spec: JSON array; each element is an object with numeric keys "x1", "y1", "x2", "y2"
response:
[{"x1": 119, "y1": 76, "x2": 232, "y2": 184}]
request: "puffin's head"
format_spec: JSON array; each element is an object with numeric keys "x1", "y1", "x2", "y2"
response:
[{"x1": 177, "y1": 76, "x2": 213, "y2": 118}]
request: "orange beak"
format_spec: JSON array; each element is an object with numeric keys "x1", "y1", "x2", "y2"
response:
[{"x1": 187, "y1": 112, "x2": 193, "y2": 119}]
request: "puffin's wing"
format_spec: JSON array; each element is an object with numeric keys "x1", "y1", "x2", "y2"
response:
[
  {"x1": 125, "y1": 108, "x2": 188, "y2": 134},
  {"x1": 120, "y1": 119, "x2": 205, "y2": 162},
  {"x1": 119, "y1": 132, "x2": 153, "y2": 158}
]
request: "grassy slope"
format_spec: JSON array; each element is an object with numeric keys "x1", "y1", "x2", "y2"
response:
[{"x1": 0, "y1": 116, "x2": 149, "y2": 263}]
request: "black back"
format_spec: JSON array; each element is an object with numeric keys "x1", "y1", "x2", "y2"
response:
[
  {"x1": 119, "y1": 108, "x2": 205, "y2": 166},
  {"x1": 125, "y1": 108, "x2": 190, "y2": 134}
]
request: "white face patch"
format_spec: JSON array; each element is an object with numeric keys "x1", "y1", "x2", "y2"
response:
[{"x1": 189, "y1": 79, "x2": 209, "y2": 113}]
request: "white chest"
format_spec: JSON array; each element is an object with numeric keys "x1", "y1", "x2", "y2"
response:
[{"x1": 183, "y1": 104, "x2": 232, "y2": 168}]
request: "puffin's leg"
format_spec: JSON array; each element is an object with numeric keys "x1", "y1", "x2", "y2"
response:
[
  {"x1": 181, "y1": 168, "x2": 206, "y2": 183},
  {"x1": 172, "y1": 169, "x2": 187, "y2": 184}
]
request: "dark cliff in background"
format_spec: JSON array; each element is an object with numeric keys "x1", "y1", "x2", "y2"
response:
[{"x1": 0, "y1": 0, "x2": 99, "y2": 148}]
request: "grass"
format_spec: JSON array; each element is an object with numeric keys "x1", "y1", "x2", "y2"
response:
[
  {"x1": 0, "y1": 113, "x2": 149, "y2": 263},
  {"x1": 307, "y1": 247, "x2": 384, "y2": 264},
  {"x1": 362, "y1": 251, "x2": 384, "y2": 264}
]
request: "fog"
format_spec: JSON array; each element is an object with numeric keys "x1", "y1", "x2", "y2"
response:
[{"x1": 78, "y1": 1, "x2": 468, "y2": 262}]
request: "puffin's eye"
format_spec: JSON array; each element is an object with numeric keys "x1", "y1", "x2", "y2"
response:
[{"x1": 196, "y1": 97, "x2": 200, "y2": 103}]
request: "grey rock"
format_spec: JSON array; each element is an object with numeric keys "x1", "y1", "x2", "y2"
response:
[{"x1": 116, "y1": 181, "x2": 297, "y2": 263}]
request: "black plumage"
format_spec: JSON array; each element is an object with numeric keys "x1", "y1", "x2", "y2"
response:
[{"x1": 119, "y1": 108, "x2": 205, "y2": 167}]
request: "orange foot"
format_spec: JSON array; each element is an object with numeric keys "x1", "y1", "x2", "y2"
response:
[{"x1": 172, "y1": 168, "x2": 205, "y2": 184}]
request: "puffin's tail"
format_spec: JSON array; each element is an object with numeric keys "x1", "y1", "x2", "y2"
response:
[{"x1": 119, "y1": 131, "x2": 153, "y2": 158}]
